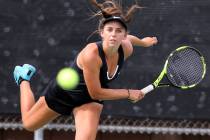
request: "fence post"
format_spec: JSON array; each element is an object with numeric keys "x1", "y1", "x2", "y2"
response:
[{"x1": 34, "y1": 128, "x2": 44, "y2": 140}]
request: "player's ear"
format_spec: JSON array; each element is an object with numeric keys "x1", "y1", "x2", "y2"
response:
[{"x1": 100, "y1": 30, "x2": 104, "y2": 38}]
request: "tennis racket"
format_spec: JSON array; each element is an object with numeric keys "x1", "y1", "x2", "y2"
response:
[{"x1": 141, "y1": 46, "x2": 206, "y2": 95}]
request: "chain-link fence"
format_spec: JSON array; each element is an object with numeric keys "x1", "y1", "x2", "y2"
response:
[{"x1": 1, "y1": 115, "x2": 210, "y2": 135}]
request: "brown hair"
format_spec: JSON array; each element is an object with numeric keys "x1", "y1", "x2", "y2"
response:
[
  {"x1": 87, "y1": 0, "x2": 142, "y2": 41},
  {"x1": 90, "y1": 0, "x2": 142, "y2": 28}
]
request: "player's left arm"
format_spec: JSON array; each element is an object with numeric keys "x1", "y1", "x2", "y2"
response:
[{"x1": 126, "y1": 35, "x2": 158, "y2": 47}]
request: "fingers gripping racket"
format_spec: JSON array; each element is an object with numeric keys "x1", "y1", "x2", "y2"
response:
[{"x1": 141, "y1": 46, "x2": 206, "y2": 95}]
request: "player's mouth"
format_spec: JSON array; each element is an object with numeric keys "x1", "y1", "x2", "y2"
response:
[{"x1": 109, "y1": 39, "x2": 116, "y2": 43}]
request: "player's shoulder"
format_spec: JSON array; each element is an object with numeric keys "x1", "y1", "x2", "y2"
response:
[
  {"x1": 83, "y1": 42, "x2": 99, "y2": 56},
  {"x1": 80, "y1": 42, "x2": 101, "y2": 64},
  {"x1": 121, "y1": 38, "x2": 133, "y2": 59},
  {"x1": 86, "y1": 42, "x2": 98, "y2": 49}
]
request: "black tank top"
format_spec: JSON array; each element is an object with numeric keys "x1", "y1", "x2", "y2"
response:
[{"x1": 71, "y1": 41, "x2": 124, "y2": 93}]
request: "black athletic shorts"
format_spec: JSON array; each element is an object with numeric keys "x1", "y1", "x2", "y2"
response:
[{"x1": 42, "y1": 79, "x2": 103, "y2": 115}]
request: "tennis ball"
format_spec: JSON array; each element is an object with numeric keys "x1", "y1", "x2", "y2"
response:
[{"x1": 56, "y1": 67, "x2": 79, "y2": 90}]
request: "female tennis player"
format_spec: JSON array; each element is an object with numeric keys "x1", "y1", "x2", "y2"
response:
[{"x1": 13, "y1": 0, "x2": 158, "y2": 140}]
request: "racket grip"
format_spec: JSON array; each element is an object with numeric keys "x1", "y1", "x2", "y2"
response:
[{"x1": 141, "y1": 84, "x2": 154, "y2": 95}]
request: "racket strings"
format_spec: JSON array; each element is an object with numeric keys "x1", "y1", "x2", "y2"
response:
[{"x1": 167, "y1": 48, "x2": 204, "y2": 87}]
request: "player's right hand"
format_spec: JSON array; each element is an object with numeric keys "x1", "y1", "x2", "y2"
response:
[
  {"x1": 128, "y1": 89, "x2": 145, "y2": 103},
  {"x1": 13, "y1": 64, "x2": 36, "y2": 86}
]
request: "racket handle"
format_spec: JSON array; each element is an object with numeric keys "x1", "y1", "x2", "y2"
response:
[{"x1": 141, "y1": 84, "x2": 154, "y2": 95}]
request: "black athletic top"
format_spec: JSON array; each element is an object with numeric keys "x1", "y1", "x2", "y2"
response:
[{"x1": 72, "y1": 41, "x2": 124, "y2": 92}]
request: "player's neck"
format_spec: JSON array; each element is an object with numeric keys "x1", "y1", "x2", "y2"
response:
[{"x1": 102, "y1": 42, "x2": 119, "y2": 58}]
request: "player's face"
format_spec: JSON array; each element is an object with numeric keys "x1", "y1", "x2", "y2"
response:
[{"x1": 100, "y1": 21, "x2": 127, "y2": 48}]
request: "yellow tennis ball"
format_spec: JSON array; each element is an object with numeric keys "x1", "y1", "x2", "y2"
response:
[{"x1": 56, "y1": 67, "x2": 79, "y2": 90}]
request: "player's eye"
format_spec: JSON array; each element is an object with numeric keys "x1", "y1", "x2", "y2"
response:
[
  {"x1": 106, "y1": 27, "x2": 113, "y2": 32},
  {"x1": 116, "y1": 29, "x2": 122, "y2": 33}
]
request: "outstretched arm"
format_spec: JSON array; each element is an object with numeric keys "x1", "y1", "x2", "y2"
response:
[
  {"x1": 127, "y1": 35, "x2": 158, "y2": 47},
  {"x1": 80, "y1": 43, "x2": 144, "y2": 102}
]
